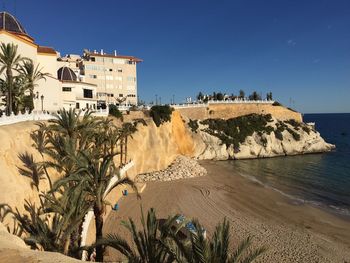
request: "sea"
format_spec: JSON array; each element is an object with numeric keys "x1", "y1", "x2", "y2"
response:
[{"x1": 228, "y1": 113, "x2": 350, "y2": 217}]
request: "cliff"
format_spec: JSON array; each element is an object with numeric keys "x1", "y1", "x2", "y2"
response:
[
  {"x1": 188, "y1": 115, "x2": 334, "y2": 160},
  {"x1": 0, "y1": 109, "x2": 333, "y2": 261}
]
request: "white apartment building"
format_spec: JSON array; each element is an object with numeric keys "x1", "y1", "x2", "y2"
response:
[{"x1": 78, "y1": 50, "x2": 142, "y2": 107}]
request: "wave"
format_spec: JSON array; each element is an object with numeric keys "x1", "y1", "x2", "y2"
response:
[{"x1": 236, "y1": 171, "x2": 350, "y2": 218}]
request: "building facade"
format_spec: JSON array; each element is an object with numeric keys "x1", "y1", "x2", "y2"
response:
[
  {"x1": 0, "y1": 11, "x2": 141, "y2": 113},
  {"x1": 79, "y1": 50, "x2": 141, "y2": 107}
]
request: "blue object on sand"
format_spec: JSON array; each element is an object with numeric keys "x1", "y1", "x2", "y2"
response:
[
  {"x1": 123, "y1": 190, "x2": 128, "y2": 196},
  {"x1": 113, "y1": 203, "x2": 119, "y2": 211}
]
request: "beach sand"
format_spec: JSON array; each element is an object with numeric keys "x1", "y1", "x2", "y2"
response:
[{"x1": 103, "y1": 160, "x2": 350, "y2": 262}]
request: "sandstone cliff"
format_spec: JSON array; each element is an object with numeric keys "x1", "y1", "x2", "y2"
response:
[{"x1": 189, "y1": 116, "x2": 334, "y2": 160}]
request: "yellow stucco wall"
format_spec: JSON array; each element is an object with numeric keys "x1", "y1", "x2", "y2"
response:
[{"x1": 177, "y1": 103, "x2": 303, "y2": 122}]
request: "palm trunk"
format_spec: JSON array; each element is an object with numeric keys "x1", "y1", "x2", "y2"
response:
[
  {"x1": 120, "y1": 139, "x2": 123, "y2": 165},
  {"x1": 94, "y1": 205, "x2": 104, "y2": 262},
  {"x1": 7, "y1": 67, "x2": 13, "y2": 115},
  {"x1": 124, "y1": 136, "x2": 128, "y2": 163},
  {"x1": 63, "y1": 236, "x2": 70, "y2": 255}
]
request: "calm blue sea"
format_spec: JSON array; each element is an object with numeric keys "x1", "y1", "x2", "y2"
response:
[{"x1": 228, "y1": 113, "x2": 350, "y2": 217}]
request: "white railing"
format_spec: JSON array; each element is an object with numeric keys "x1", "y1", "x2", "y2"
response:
[
  {"x1": 81, "y1": 160, "x2": 135, "y2": 261},
  {"x1": 0, "y1": 111, "x2": 55, "y2": 126},
  {"x1": 208, "y1": 99, "x2": 275, "y2": 104},
  {"x1": 171, "y1": 99, "x2": 275, "y2": 109}
]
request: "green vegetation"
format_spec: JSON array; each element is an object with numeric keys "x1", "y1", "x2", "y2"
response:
[
  {"x1": 109, "y1": 104, "x2": 123, "y2": 120},
  {"x1": 201, "y1": 114, "x2": 274, "y2": 149},
  {"x1": 1, "y1": 109, "x2": 137, "y2": 261},
  {"x1": 150, "y1": 105, "x2": 174, "y2": 127},
  {"x1": 0, "y1": 43, "x2": 48, "y2": 115},
  {"x1": 276, "y1": 120, "x2": 302, "y2": 141},
  {"x1": 188, "y1": 119, "x2": 199, "y2": 133},
  {"x1": 248, "y1": 91, "x2": 262, "y2": 101},
  {"x1": 272, "y1": 101, "x2": 282, "y2": 106},
  {"x1": 93, "y1": 207, "x2": 266, "y2": 263}
]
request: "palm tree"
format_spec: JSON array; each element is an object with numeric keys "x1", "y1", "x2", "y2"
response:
[
  {"x1": 18, "y1": 60, "x2": 50, "y2": 112},
  {"x1": 171, "y1": 218, "x2": 266, "y2": 263},
  {"x1": 94, "y1": 208, "x2": 183, "y2": 263},
  {"x1": 45, "y1": 109, "x2": 137, "y2": 261},
  {"x1": 53, "y1": 150, "x2": 138, "y2": 261},
  {"x1": 0, "y1": 43, "x2": 29, "y2": 115},
  {"x1": 97, "y1": 209, "x2": 266, "y2": 263},
  {"x1": 121, "y1": 122, "x2": 137, "y2": 164}
]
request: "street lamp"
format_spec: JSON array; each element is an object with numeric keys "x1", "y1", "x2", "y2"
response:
[{"x1": 40, "y1": 95, "x2": 44, "y2": 112}]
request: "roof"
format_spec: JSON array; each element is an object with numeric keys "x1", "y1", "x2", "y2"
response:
[
  {"x1": 85, "y1": 52, "x2": 142, "y2": 63},
  {"x1": 37, "y1": 45, "x2": 56, "y2": 55},
  {"x1": 0, "y1": 11, "x2": 27, "y2": 35},
  {"x1": 57, "y1": 67, "x2": 77, "y2": 82}
]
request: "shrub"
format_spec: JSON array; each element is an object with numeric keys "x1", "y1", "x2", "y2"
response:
[
  {"x1": 109, "y1": 105, "x2": 123, "y2": 120},
  {"x1": 201, "y1": 114, "x2": 275, "y2": 149},
  {"x1": 274, "y1": 129, "x2": 283, "y2": 140},
  {"x1": 302, "y1": 126, "x2": 311, "y2": 134},
  {"x1": 150, "y1": 105, "x2": 173, "y2": 127},
  {"x1": 188, "y1": 119, "x2": 199, "y2": 133},
  {"x1": 272, "y1": 101, "x2": 282, "y2": 106}
]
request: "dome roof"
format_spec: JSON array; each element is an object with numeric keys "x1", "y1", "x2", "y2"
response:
[
  {"x1": 57, "y1": 67, "x2": 77, "y2": 82},
  {"x1": 0, "y1": 12, "x2": 27, "y2": 35}
]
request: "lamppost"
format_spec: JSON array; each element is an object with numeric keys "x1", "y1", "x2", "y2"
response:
[
  {"x1": 35, "y1": 92, "x2": 39, "y2": 113},
  {"x1": 41, "y1": 95, "x2": 44, "y2": 112}
]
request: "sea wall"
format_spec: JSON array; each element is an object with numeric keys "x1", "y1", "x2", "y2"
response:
[{"x1": 177, "y1": 103, "x2": 303, "y2": 122}]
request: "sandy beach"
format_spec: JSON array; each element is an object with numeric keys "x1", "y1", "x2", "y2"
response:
[{"x1": 104, "y1": 160, "x2": 350, "y2": 262}]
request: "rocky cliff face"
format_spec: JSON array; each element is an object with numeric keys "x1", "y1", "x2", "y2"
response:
[{"x1": 190, "y1": 116, "x2": 334, "y2": 160}]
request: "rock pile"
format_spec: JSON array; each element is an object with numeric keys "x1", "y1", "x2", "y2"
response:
[{"x1": 136, "y1": 155, "x2": 207, "y2": 182}]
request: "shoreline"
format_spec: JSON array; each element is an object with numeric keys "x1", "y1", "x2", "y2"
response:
[{"x1": 104, "y1": 159, "x2": 350, "y2": 262}]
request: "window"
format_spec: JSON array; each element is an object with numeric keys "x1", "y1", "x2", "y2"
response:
[
  {"x1": 89, "y1": 74, "x2": 97, "y2": 79},
  {"x1": 119, "y1": 94, "x2": 123, "y2": 97},
  {"x1": 62, "y1": 87, "x2": 72, "y2": 92},
  {"x1": 117, "y1": 68, "x2": 122, "y2": 73},
  {"x1": 113, "y1": 58, "x2": 124, "y2": 64},
  {"x1": 76, "y1": 102, "x2": 80, "y2": 109},
  {"x1": 105, "y1": 58, "x2": 113, "y2": 63},
  {"x1": 83, "y1": 89, "x2": 93, "y2": 98},
  {"x1": 91, "y1": 57, "x2": 95, "y2": 62}
]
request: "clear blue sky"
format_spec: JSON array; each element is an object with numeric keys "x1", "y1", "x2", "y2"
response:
[{"x1": 5, "y1": 0, "x2": 350, "y2": 113}]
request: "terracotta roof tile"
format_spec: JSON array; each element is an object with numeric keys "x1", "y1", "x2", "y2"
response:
[{"x1": 37, "y1": 46, "x2": 56, "y2": 54}]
